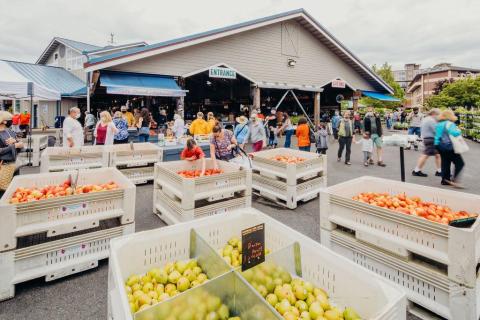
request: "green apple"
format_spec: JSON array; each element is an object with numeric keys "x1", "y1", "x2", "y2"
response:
[
  {"x1": 126, "y1": 275, "x2": 140, "y2": 287},
  {"x1": 294, "y1": 285, "x2": 308, "y2": 300},
  {"x1": 223, "y1": 245, "x2": 233, "y2": 257},
  {"x1": 197, "y1": 273, "x2": 208, "y2": 283},
  {"x1": 207, "y1": 296, "x2": 221, "y2": 312},
  {"x1": 266, "y1": 293, "x2": 278, "y2": 307},
  {"x1": 217, "y1": 304, "x2": 229, "y2": 320},
  {"x1": 300, "y1": 311, "x2": 311, "y2": 320},
  {"x1": 324, "y1": 308, "x2": 342, "y2": 320},
  {"x1": 309, "y1": 301, "x2": 324, "y2": 319},
  {"x1": 283, "y1": 311, "x2": 296, "y2": 320},
  {"x1": 343, "y1": 307, "x2": 361, "y2": 320},
  {"x1": 276, "y1": 299, "x2": 291, "y2": 315},
  {"x1": 193, "y1": 266, "x2": 202, "y2": 276},
  {"x1": 316, "y1": 294, "x2": 330, "y2": 311},
  {"x1": 175, "y1": 261, "x2": 188, "y2": 274},
  {"x1": 168, "y1": 270, "x2": 181, "y2": 284},
  {"x1": 177, "y1": 276, "x2": 190, "y2": 292},
  {"x1": 296, "y1": 300, "x2": 309, "y2": 312}
]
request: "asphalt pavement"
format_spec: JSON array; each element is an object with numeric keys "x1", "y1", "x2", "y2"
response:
[{"x1": 1, "y1": 132, "x2": 479, "y2": 320}]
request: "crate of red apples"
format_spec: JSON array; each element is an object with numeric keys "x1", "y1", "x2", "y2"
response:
[{"x1": 153, "y1": 159, "x2": 251, "y2": 224}]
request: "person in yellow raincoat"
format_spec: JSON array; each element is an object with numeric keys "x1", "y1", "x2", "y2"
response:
[
  {"x1": 189, "y1": 112, "x2": 209, "y2": 135},
  {"x1": 207, "y1": 112, "x2": 217, "y2": 133}
]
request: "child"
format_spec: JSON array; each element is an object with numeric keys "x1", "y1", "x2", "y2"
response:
[
  {"x1": 271, "y1": 123, "x2": 282, "y2": 148},
  {"x1": 268, "y1": 126, "x2": 276, "y2": 148},
  {"x1": 315, "y1": 123, "x2": 328, "y2": 154},
  {"x1": 180, "y1": 138, "x2": 206, "y2": 175},
  {"x1": 355, "y1": 131, "x2": 374, "y2": 166}
]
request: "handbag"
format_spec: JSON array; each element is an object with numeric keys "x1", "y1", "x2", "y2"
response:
[
  {"x1": 447, "y1": 122, "x2": 469, "y2": 154},
  {"x1": 138, "y1": 127, "x2": 150, "y2": 135},
  {"x1": 0, "y1": 161, "x2": 16, "y2": 191}
]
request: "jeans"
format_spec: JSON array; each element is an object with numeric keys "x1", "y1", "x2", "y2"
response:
[
  {"x1": 138, "y1": 134, "x2": 149, "y2": 142},
  {"x1": 363, "y1": 151, "x2": 372, "y2": 163},
  {"x1": 299, "y1": 146, "x2": 311, "y2": 152},
  {"x1": 284, "y1": 129, "x2": 294, "y2": 148},
  {"x1": 332, "y1": 128, "x2": 339, "y2": 140},
  {"x1": 338, "y1": 136, "x2": 352, "y2": 162},
  {"x1": 408, "y1": 127, "x2": 421, "y2": 136},
  {"x1": 438, "y1": 149, "x2": 465, "y2": 182}
]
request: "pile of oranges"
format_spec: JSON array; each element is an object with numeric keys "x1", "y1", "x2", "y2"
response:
[
  {"x1": 270, "y1": 155, "x2": 306, "y2": 164},
  {"x1": 177, "y1": 169, "x2": 223, "y2": 178},
  {"x1": 352, "y1": 192, "x2": 476, "y2": 225}
]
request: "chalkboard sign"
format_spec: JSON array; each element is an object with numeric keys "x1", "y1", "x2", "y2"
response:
[{"x1": 241, "y1": 223, "x2": 265, "y2": 271}]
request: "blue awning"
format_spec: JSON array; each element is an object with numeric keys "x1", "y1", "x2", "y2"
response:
[
  {"x1": 362, "y1": 90, "x2": 400, "y2": 102},
  {"x1": 100, "y1": 71, "x2": 187, "y2": 97}
]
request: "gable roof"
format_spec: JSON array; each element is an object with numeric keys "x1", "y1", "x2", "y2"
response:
[
  {"x1": 84, "y1": 42, "x2": 148, "y2": 55},
  {"x1": 84, "y1": 9, "x2": 393, "y2": 93},
  {"x1": 4, "y1": 60, "x2": 86, "y2": 96},
  {"x1": 36, "y1": 37, "x2": 102, "y2": 64}
]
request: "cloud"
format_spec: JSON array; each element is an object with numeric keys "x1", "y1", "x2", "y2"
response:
[{"x1": 0, "y1": 0, "x2": 478, "y2": 71}]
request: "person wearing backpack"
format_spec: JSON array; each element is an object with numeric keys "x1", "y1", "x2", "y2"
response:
[
  {"x1": 434, "y1": 109, "x2": 465, "y2": 188},
  {"x1": 315, "y1": 123, "x2": 328, "y2": 154},
  {"x1": 233, "y1": 116, "x2": 250, "y2": 149}
]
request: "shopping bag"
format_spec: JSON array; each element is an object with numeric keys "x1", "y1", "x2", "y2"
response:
[
  {"x1": 447, "y1": 122, "x2": 469, "y2": 154},
  {"x1": 0, "y1": 161, "x2": 16, "y2": 191}
]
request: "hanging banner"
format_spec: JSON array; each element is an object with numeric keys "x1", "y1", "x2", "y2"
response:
[{"x1": 209, "y1": 67, "x2": 236, "y2": 79}]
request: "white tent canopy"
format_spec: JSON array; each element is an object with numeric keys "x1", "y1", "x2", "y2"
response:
[{"x1": 0, "y1": 61, "x2": 60, "y2": 101}]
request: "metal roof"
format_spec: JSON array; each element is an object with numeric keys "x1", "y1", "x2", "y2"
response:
[
  {"x1": 4, "y1": 60, "x2": 86, "y2": 96},
  {"x1": 84, "y1": 8, "x2": 393, "y2": 93},
  {"x1": 36, "y1": 37, "x2": 102, "y2": 65},
  {"x1": 84, "y1": 42, "x2": 148, "y2": 54}
]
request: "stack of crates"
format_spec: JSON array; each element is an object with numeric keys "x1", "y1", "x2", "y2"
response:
[
  {"x1": 18, "y1": 134, "x2": 48, "y2": 167},
  {"x1": 108, "y1": 143, "x2": 162, "y2": 184},
  {"x1": 320, "y1": 176, "x2": 480, "y2": 320},
  {"x1": 153, "y1": 159, "x2": 251, "y2": 224},
  {"x1": 0, "y1": 168, "x2": 136, "y2": 301},
  {"x1": 251, "y1": 148, "x2": 327, "y2": 209},
  {"x1": 40, "y1": 146, "x2": 109, "y2": 172}
]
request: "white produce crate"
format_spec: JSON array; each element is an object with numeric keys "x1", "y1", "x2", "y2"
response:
[
  {"x1": 17, "y1": 134, "x2": 48, "y2": 167},
  {"x1": 320, "y1": 176, "x2": 480, "y2": 288},
  {"x1": 251, "y1": 148, "x2": 326, "y2": 185},
  {"x1": 154, "y1": 159, "x2": 251, "y2": 210},
  {"x1": 153, "y1": 187, "x2": 251, "y2": 225},
  {"x1": 321, "y1": 228, "x2": 479, "y2": 320},
  {"x1": 108, "y1": 208, "x2": 406, "y2": 320},
  {"x1": 0, "y1": 221, "x2": 134, "y2": 301},
  {"x1": 40, "y1": 145, "x2": 109, "y2": 172},
  {"x1": 0, "y1": 168, "x2": 135, "y2": 252},
  {"x1": 108, "y1": 142, "x2": 162, "y2": 168},
  {"x1": 252, "y1": 172, "x2": 326, "y2": 209},
  {"x1": 119, "y1": 166, "x2": 155, "y2": 185}
]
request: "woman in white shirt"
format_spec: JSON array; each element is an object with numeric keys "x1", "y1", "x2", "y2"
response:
[
  {"x1": 94, "y1": 111, "x2": 118, "y2": 145},
  {"x1": 172, "y1": 114, "x2": 185, "y2": 138},
  {"x1": 281, "y1": 113, "x2": 295, "y2": 148}
]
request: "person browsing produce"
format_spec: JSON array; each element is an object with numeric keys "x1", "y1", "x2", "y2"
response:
[
  {"x1": 210, "y1": 125, "x2": 238, "y2": 169},
  {"x1": 181, "y1": 138, "x2": 206, "y2": 176}
]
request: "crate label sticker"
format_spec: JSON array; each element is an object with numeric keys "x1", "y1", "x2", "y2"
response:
[
  {"x1": 241, "y1": 223, "x2": 265, "y2": 271},
  {"x1": 69, "y1": 158, "x2": 83, "y2": 163},
  {"x1": 215, "y1": 180, "x2": 229, "y2": 187},
  {"x1": 59, "y1": 243, "x2": 87, "y2": 256},
  {"x1": 214, "y1": 208, "x2": 227, "y2": 215},
  {"x1": 62, "y1": 203, "x2": 87, "y2": 213}
]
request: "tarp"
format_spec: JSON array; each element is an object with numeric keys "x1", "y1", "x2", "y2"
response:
[
  {"x1": 0, "y1": 61, "x2": 60, "y2": 101},
  {"x1": 362, "y1": 90, "x2": 400, "y2": 102},
  {"x1": 100, "y1": 71, "x2": 187, "y2": 97}
]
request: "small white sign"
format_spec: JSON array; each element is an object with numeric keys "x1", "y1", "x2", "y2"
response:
[
  {"x1": 209, "y1": 67, "x2": 236, "y2": 79},
  {"x1": 331, "y1": 79, "x2": 346, "y2": 88},
  {"x1": 42, "y1": 104, "x2": 48, "y2": 114}
]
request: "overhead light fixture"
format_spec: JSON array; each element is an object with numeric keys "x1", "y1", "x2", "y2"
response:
[
  {"x1": 206, "y1": 81, "x2": 212, "y2": 86},
  {"x1": 287, "y1": 58, "x2": 296, "y2": 68}
]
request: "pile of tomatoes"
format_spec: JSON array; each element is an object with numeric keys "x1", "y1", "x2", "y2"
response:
[
  {"x1": 352, "y1": 192, "x2": 476, "y2": 224},
  {"x1": 270, "y1": 155, "x2": 306, "y2": 163},
  {"x1": 177, "y1": 169, "x2": 224, "y2": 178},
  {"x1": 9, "y1": 180, "x2": 119, "y2": 204}
]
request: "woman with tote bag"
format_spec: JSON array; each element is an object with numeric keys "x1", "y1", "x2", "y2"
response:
[
  {"x1": 0, "y1": 111, "x2": 24, "y2": 196},
  {"x1": 434, "y1": 109, "x2": 467, "y2": 188}
]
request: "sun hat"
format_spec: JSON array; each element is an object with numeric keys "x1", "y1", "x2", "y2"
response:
[
  {"x1": 236, "y1": 115, "x2": 248, "y2": 125},
  {"x1": 0, "y1": 111, "x2": 13, "y2": 123}
]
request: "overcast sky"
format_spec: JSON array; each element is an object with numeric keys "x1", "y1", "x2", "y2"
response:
[{"x1": 0, "y1": 0, "x2": 478, "y2": 70}]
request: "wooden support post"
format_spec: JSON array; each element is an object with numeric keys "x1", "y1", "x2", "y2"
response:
[{"x1": 314, "y1": 92, "x2": 320, "y2": 127}]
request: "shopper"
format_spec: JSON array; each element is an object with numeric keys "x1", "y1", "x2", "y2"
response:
[
  {"x1": 406, "y1": 107, "x2": 424, "y2": 150},
  {"x1": 281, "y1": 113, "x2": 294, "y2": 148},
  {"x1": 353, "y1": 112, "x2": 362, "y2": 134},
  {"x1": 207, "y1": 112, "x2": 217, "y2": 133},
  {"x1": 189, "y1": 112, "x2": 209, "y2": 135},
  {"x1": 172, "y1": 114, "x2": 185, "y2": 138},
  {"x1": 434, "y1": 109, "x2": 465, "y2": 188},
  {"x1": 181, "y1": 138, "x2": 206, "y2": 176},
  {"x1": 233, "y1": 116, "x2": 249, "y2": 149},
  {"x1": 136, "y1": 108, "x2": 151, "y2": 142},
  {"x1": 121, "y1": 106, "x2": 135, "y2": 127},
  {"x1": 412, "y1": 108, "x2": 442, "y2": 177},
  {"x1": 331, "y1": 111, "x2": 341, "y2": 140},
  {"x1": 296, "y1": 117, "x2": 311, "y2": 152},
  {"x1": 94, "y1": 111, "x2": 118, "y2": 146},
  {"x1": 63, "y1": 107, "x2": 84, "y2": 148},
  {"x1": 355, "y1": 131, "x2": 374, "y2": 166},
  {"x1": 156, "y1": 109, "x2": 167, "y2": 130},
  {"x1": 84, "y1": 111, "x2": 96, "y2": 130},
  {"x1": 210, "y1": 125, "x2": 238, "y2": 168},
  {"x1": 113, "y1": 111, "x2": 129, "y2": 144},
  {"x1": 385, "y1": 112, "x2": 393, "y2": 130},
  {"x1": 315, "y1": 123, "x2": 328, "y2": 155},
  {"x1": 364, "y1": 107, "x2": 386, "y2": 166},
  {"x1": 248, "y1": 115, "x2": 266, "y2": 152},
  {"x1": 337, "y1": 111, "x2": 354, "y2": 165},
  {"x1": 0, "y1": 111, "x2": 23, "y2": 196},
  {"x1": 19, "y1": 110, "x2": 30, "y2": 134}
]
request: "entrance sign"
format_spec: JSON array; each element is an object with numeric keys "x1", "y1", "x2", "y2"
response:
[
  {"x1": 209, "y1": 67, "x2": 236, "y2": 79},
  {"x1": 241, "y1": 223, "x2": 265, "y2": 271},
  {"x1": 331, "y1": 79, "x2": 346, "y2": 88}
]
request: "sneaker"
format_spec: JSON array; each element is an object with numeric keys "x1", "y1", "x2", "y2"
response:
[
  {"x1": 377, "y1": 161, "x2": 386, "y2": 167},
  {"x1": 368, "y1": 159, "x2": 374, "y2": 164},
  {"x1": 337, "y1": 158, "x2": 341, "y2": 162},
  {"x1": 435, "y1": 172, "x2": 442, "y2": 177},
  {"x1": 441, "y1": 180, "x2": 450, "y2": 186},
  {"x1": 345, "y1": 162, "x2": 352, "y2": 165},
  {"x1": 364, "y1": 162, "x2": 369, "y2": 167},
  {"x1": 412, "y1": 170, "x2": 428, "y2": 177}
]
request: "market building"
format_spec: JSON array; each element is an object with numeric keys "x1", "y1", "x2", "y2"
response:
[{"x1": 84, "y1": 9, "x2": 394, "y2": 126}]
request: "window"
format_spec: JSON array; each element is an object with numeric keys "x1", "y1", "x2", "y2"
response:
[
  {"x1": 281, "y1": 22, "x2": 299, "y2": 57},
  {"x1": 66, "y1": 47, "x2": 86, "y2": 71},
  {"x1": 54, "y1": 53, "x2": 58, "y2": 60}
]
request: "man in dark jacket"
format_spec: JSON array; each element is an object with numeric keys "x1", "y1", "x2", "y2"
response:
[{"x1": 363, "y1": 107, "x2": 386, "y2": 166}]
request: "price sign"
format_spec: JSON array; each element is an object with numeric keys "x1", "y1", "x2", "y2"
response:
[{"x1": 241, "y1": 223, "x2": 265, "y2": 271}]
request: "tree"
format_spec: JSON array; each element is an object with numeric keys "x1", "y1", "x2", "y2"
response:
[
  {"x1": 359, "y1": 62, "x2": 404, "y2": 109},
  {"x1": 425, "y1": 76, "x2": 480, "y2": 109}
]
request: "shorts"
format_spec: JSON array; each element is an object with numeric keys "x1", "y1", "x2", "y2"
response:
[
  {"x1": 422, "y1": 137, "x2": 437, "y2": 156},
  {"x1": 371, "y1": 134, "x2": 383, "y2": 148}
]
